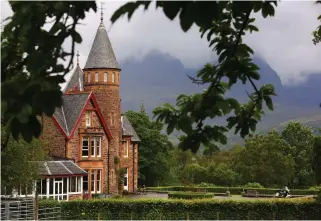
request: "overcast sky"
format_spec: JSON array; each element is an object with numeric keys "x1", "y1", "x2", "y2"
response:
[{"x1": 1, "y1": 1, "x2": 320, "y2": 85}]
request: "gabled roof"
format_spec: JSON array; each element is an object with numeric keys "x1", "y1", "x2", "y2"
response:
[
  {"x1": 52, "y1": 92, "x2": 112, "y2": 140},
  {"x1": 63, "y1": 65, "x2": 84, "y2": 92},
  {"x1": 38, "y1": 161, "x2": 87, "y2": 177},
  {"x1": 84, "y1": 22, "x2": 120, "y2": 70},
  {"x1": 122, "y1": 115, "x2": 141, "y2": 142}
]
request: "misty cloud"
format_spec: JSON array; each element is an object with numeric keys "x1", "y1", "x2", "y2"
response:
[{"x1": 1, "y1": 1, "x2": 320, "y2": 85}]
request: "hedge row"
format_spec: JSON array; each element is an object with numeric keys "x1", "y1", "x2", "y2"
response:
[
  {"x1": 39, "y1": 198, "x2": 321, "y2": 220},
  {"x1": 147, "y1": 186, "x2": 318, "y2": 195},
  {"x1": 168, "y1": 191, "x2": 214, "y2": 199}
]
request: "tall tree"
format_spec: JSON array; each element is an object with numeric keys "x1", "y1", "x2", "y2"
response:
[
  {"x1": 1, "y1": 2, "x2": 96, "y2": 148},
  {"x1": 126, "y1": 106, "x2": 174, "y2": 186},
  {"x1": 281, "y1": 122, "x2": 315, "y2": 187},
  {"x1": 312, "y1": 136, "x2": 321, "y2": 185},
  {"x1": 111, "y1": 1, "x2": 321, "y2": 153},
  {"x1": 1, "y1": 128, "x2": 46, "y2": 194},
  {"x1": 234, "y1": 131, "x2": 295, "y2": 187}
]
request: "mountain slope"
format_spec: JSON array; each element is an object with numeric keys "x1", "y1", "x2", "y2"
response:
[{"x1": 119, "y1": 50, "x2": 321, "y2": 148}]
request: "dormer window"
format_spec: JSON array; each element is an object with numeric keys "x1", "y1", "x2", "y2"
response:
[
  {"x1": 112, "y1": 72, "x2": 115, "y2": 83},
  {"x1": 85, "y1": 112, "x2": 91, "y2": 127},
  {"x1": 88, "y1": 73, "x2": 91, "y2": 82},
  {"x1": 104, "y1": 72, "x2": 107, "y2": 82},
  {"x1": 95, "y1": 72, "x2": 99, "y2": 82}
]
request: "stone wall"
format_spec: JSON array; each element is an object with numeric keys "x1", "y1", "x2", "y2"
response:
[
  {"x1": 41, "y1": 115, "x2": 66, "y2": 158},
  {"x1": 68, "y1": 193, "x2": 83, "y2": 200},
  {"x1": 84, "y1": 75, "x2": 121, "y2": 194},
  {"x1": 68, "y1": 99, "x2": 109, "y2": 194}
]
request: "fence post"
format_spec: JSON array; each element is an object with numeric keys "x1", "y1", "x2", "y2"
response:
[
  {"x1": 216, "y1": 212, "x2": 219, "y2": 220},
  {"x1": 5, "y1": 202, "x2": 10, "y2": 221},
  {"x1": 131, "y1": 212, "x2": 133, "y2": 220},
  {"x1": 35, "y1": 191, "x2": 38, "y2": 221},
  {"x1": 186, "y1": 212, "x2": 189, "y2": 221}
]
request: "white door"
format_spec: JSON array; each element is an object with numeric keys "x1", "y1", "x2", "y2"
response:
[
  {"x1": 124, "y1": 169, "x2": 128, "y2": 191},
  {"x1": 54, "y1": 181, "x2": 63, "y2": 201}
]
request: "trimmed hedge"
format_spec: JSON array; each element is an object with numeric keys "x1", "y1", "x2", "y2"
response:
[
  {"x1": 39, "y1": 198, "x2": 321, "y2": 220},
  {"x1": 147, "y1": 186, "x2": 318, "y2": 195},
  {"x1": 168, "y1": 191, "x2": 214, "y2": 199}
]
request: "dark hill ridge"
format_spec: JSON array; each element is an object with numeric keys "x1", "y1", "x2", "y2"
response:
[{"x1": 119, "y1": 50, "x2": 321, "y2": 148}]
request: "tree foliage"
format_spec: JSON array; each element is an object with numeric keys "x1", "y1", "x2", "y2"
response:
[
  {"x1": 312, "y1": 136, "x2": 321, "y2": 185},
  {"x1": 111, "y1": 1, "x2": 321, "y2": 153},
  {"x1": 125, "y1": 106, "x2": 174, "y2": 186},
  {"x1": 1, "y1": 129, "x2": 46, "y2": 193},
  {"x1": 281, "y1": 122, "x2": 315, "y2": 187},
  {"x1": 234, "y1": 131, "x2": 295, "y2": 187},
  {"x1": 1, "y1": 2, "x2": 96, "y2": 147}
]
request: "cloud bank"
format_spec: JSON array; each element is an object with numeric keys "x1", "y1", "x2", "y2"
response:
[{"x1": 1, "y1": 1, "x2": 320, "y2": 85}]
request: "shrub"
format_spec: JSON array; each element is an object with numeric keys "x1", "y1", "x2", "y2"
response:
[
  {"x1": 180, "y1": 164, "x2": 207, "y2": 185},
  {"x1": 198, "y1": 182, "x2": 216, "y2": 187},
  {"x1": 243, "y1": 182, "x2": 264, "y2": 188},
  {"x1": 147, "y1": 186, "x2": 319, "y2": 195},
  {"x1": 39, "y1": 198, "x2": 321, "y2": 220},
  {"x1": 168, "y1": 191, "x2": 214, "y2": 199}
]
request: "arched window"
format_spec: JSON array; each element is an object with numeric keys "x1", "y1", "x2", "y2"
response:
[
  {"x1": 95, "y1": 72, "x2": 98, "y2": 82},
  {"x1": 104, "y1": 72, "x2": 107, "y2": 82},
  {"x1": 112, "y1": 72, "x2": 115, "y2": 83},
  {"x1": 88, "y1": 73, "x2": 91, "y2": 82}
]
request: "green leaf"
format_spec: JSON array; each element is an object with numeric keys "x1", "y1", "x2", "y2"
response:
[
  {"x1": 178, "y1": 115, "x2": 193, "y2": 134},
  {"x1": 179, "y1": 3, "x2": 195, "y2": 32},
  {"x1": 264, "y1": 96, "x2": 274, "y2": 111}
]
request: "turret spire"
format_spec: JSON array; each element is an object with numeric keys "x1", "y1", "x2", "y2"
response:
[
  {"x1": 100, "y1": 2, "x2": 105, "y2": 23},
  {"x1": 76, "y1": 51, "x2": 80, "y2": 66},
  {"x1": 84, "y1": 2, "x2": 120, "y2": 70}
]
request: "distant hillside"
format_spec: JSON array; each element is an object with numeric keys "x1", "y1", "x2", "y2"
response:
[
  {"x1": 118, "y1": 50, "x2": 321, "y2": 148},
  {"x1": 272, "y1": 114, "x2": 321, "y2": 133}
]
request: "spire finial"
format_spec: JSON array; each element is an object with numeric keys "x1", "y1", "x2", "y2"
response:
[
  {"x1": 100, "y1": 2, "x2": 105, "y2": 22},
  {"x1": 76, "y1": 51, "x2": 80, "y2": 66}
]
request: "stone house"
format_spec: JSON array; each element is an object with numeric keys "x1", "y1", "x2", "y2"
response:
[{"x1": 41, "y1": 17, "x2": 140, "y2": 199}]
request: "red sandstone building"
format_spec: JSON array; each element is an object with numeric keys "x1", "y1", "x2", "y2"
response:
[{"x1": 41, "y1": 18, "x2": 140, "y2": 199}]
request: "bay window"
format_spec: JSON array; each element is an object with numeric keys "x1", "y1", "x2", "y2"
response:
[
  {"x1": 83, "y1": 170, "x2": 89, "y2": 191},
  {"x1": 91, "y1": 137, "x2": 101, "y2": 157},
  {"x1": 91, "y1": 169, "x2": 102, "y2": 193}
]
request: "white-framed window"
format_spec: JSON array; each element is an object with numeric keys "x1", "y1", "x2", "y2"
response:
[
  {"x1": 91, "y1": 137, "x2": 101, "y2": 157},
  {"x1": 95, "y1": 72, "x2": 99, "y2": 82},
  {"x1": 91, "y1": 169, "x2": 102, "y2": 193},
  {"x1": 69, "y1": 177, "x2": 82, "y2": 193},
  {"x1": 91, "y1": 172, "x2": 95, "y2": 192},
  {"x1": 104, "y1": 72, "x2": 107, "y2": 82},
  {"x1": 124, "y1": 141, "x2": 129, "y2": 157},
  {"x1": 88, "y1": 73, "x2": 91, "y2": 82},
  {"x1": 124, "y1": 168, "x2": 128, "y2": 191},
  {"x1": 112, "y1": 72, "x2": 115, "y2": 83},
  {"x1": 96, "y1": 170, "x2": 101, "y2": 193},
  {"x1": 82, "y1": 137, "x2": 89, "y2": 157},
  {"x1": 83, "y1": 170, "x2": 89, "y2": 191},
  {"x1": 37, "y1": 177, "x2": 74, "y2": 201},
  {"x1": 85, "y1": 112, "x2": 91, "y2": 127}
]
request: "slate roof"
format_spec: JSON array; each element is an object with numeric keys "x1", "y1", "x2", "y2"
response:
[
  {"x1": 38, "y1": 161, "x2": 87, "y2": 176},
  {"x1": 63, "y1": 65, "x2": 84, "y2": 92},
  {"x1": 84, "y1": 22, "x2": 120, "y2": 69},
  {"x1": 53, "y1": 93, "x2": 90, "y2": 136},
  {"x1": 122, "y1": 115, "x2": 141, "y2": 142}
]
